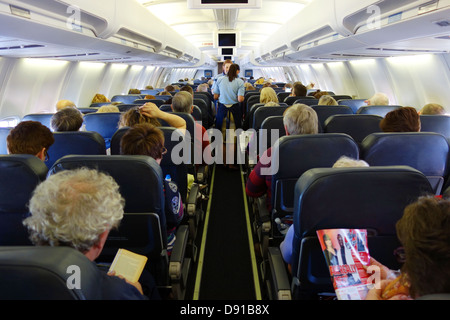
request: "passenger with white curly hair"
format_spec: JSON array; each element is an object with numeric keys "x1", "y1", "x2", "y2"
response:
[{"x1": 23, "y1": 168, "x2": 159, "y2": 300}]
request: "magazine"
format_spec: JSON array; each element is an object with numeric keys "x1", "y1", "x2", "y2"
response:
[{"x1": 317, "y1": 229, "x2": 371, "y2": 300}]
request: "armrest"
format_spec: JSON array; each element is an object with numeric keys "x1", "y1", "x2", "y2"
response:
[
  {"x1": 196, "y1": 165, "x2": 207, "y2": 184},
  {"x1": 267, "y1": 247, "x2": 292, "y2": 300},
  {"x1": 169, "y1": 225, "x2": 189, "y2": 280},
  {"x1": 187, "y1": 183, "x2": 199, "y2": 217},
  {"x1": 256, "y1": 196, "x2": 271, "y2": 233}
]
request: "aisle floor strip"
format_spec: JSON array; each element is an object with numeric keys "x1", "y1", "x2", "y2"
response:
[
  {"x1": 240, "y1": 164, "x2": 262, "y2": 300},
  {"x1": 192, "y1": 164, "x2": 216, "y2": 300}
]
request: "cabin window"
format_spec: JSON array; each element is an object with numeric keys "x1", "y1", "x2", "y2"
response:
[{"x1": 0, "y1": 116, "x2": 20, "y2": 128}]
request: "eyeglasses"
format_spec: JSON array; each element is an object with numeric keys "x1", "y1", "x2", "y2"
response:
[{"x1": 161, "y1": 147, "x2": 167, "y2": 156}]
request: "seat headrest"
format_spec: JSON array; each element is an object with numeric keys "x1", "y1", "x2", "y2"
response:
[
  {"x1": 271, "y1": 134, "x2": 359, "y2": 179},
  {"x1": 0, "y1": 154, "x2": 48, "y2": 213},
  {"x1": 0, "y1": 246, "x2": 102, "y2": 300},
  {"x1": 294, "y1": 166, "x2": 433, "y2": 237},
  {"x1": 361, "y1": 132, "x2": 449, "y2": 176}
]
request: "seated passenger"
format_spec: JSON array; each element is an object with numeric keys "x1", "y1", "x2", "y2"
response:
[
  {"x1": 171, "y1": 91, "x2": 211, "y2": 164},
  {"x1": 260, "y1": 87, "x2": 279, "y2": 105},
  {"x1": 318, "y1": 95, "x2": 338, "y2": 106},
  {"x1": 91, "y1": 94, "x2": 110, "y2": 104},
  {"x1": 56, "y1": 99, "x2": 77, "y2": 111},
  {"x1": 120, "y1": 123, "x2": 184, "y2": 254},
  {"x1": 419, "y1": 103, "x2": 446, "y2": 115},
  {"x1": 245, "y1": 104, "x2": 319, "y2": 211},
  {"x1": 365, "y1": 195, "x2": 450, "y2": 300},
  {"x1": 286, "y1": 82, "x2": 307, "y2": 100},
  {"x1": 279, "y1": 156, "x2": 369, "y2": 267},
  {"x1": 379, "y1": 106, "x2": 421, "y2": 132},
  {"x1": 118, "y1": 103, "x2": 186, "y2": 133},
  {"x1": 7, "y1": 121, "x2": 54, "y2": 161},
  {"x1": 22, "y1": 168, "x2": 158, "y2": 300},
  {"x1": 365, "y1": 93, "x2": 389, "y2": 106},
  {"x1": 128, "y1": 89, "x2": 141, "y2": 94},
  {"x1": 51, "y1": 107, "x2": 84, "y2": 132},
  {"x1": 96, "y1": 104, "x2": 120, "y2": 113}
]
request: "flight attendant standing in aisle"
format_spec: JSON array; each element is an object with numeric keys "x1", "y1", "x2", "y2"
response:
[{"x1": 213, "y1": 63, "x2": 245, "y2": 170}]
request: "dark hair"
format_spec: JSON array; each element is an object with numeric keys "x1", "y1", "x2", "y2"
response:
[
  {"x1": 120, "y1": 123, "x2": 165, "y2": 160},
  {"x1": 51, "y1": 107, "x2": 83, "y2": 132},
  {"x1": 227, "y1": 64, "x2": 240, "y2": 82},
  {"x1": 7, "y1": 121, "x2": 54, "y2": 156},
  {"x1": 396, "y1": 196, "x2": 450, "y2": 298},
  {"x1": 380, "y1": 107, "x2": 420, "y2": 132},
  {"x1": 292, "y1": 83, "x2": 307, "y2": 97}
]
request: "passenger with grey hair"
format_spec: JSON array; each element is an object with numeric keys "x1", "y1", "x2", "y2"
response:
[
  {"x1": 50, "y1": 107, "x2": 84, "y2": 132},
  {"x1": 246, "y1": 104, "x2": 319, "y2": 211},
  {"x1": 171, "y1": 91, "x2": 211, "y2": 164},
  {"x1": 23, "y1": 168, "x2": 159, "y2": 300},
  {"x1": 365, "y1": 92, "x2": 389, "y2": 106}
]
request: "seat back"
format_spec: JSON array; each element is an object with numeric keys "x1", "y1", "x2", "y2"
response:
[
  {"x1": 271, "y1": 134, "x2": 359, "y2": 220},
  {"x1": 0, "y1": 246, "x2": 103, "y2": 300},
  {"x1": 48, "y1": 155, "x2": 167, "y2": 265},
  {"x1": 253, "y1": 106, "x2": 288, "y2": 131},
  {"x1": 420, "y1": 115, "x2": 450, "y2": 140},
  {"x1": 289, "y1": 97, "x2": 317, "y2": 106},
  {"x1": 356, "y1": 105, "x2": 401, "y2": 117},
  {"x1": 324, "y1": 114, "x2": 383, "y2": 146},
  {"x1": 0, "y1": 154, "x2": 48, "y2": 245},
  {"x1": 159, "y1": 127, "x2": 189, "y2": 204},
  {"x1": 193, "y1": 98, "x2": 212, "y2": 128},
  {"x1": 110, "y1": 127, "x2": 130, "y2": 155},
  {"x1": 22, "y1": 114, "x2": 54, "y2": 129},
  {"x1": 83, "y1": 112, "x2": 122, "y2": 149},
  {"x1": 159, "y1": 104, "x2": 203, "y2": 127},
  {"x1": 258, "y1": 116, "x2": 286, "y2": 153},
  {"x1": 0, "y1": 127, "x2": 11, "y2": 154},
  {"x1": 361, "y1": 132, "x2": 449, "y2": 195},
  {"x1": 134, "y1": 99, "x2": 164, "y2": 107},
  {"x1": 247, "y1": 95, "x2": 261, "y2": 114},
  {"x1": 291, "y1": 166, "x2": 433, "y2": 297},
  {"x1": 45, "y1": 131, "x2": 107, "y2": 169},
  {"x1": 311, "y1": 105, "x2": 353, "y2": 130},
  {"x1": 338, "y1": 99, "x2": 367, "y2": 113},
  {"x1": 117, "y1": 104, "x2": 140, "y2": 112},
  {"x1": 111, "y1": 95, "x2": 143, "y2": 104}
]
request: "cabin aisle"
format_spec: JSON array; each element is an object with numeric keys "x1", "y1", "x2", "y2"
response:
[{"x1": 192, "y1": 164, "x2": 259, "y2": 300}]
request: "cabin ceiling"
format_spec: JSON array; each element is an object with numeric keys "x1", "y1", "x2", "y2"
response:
[
  {"x1": 0, "y1": 0, "x2": 448, "y2": 67},
  {"x1": 137, "y1": 0, "x2": 313, "y2": 62}
]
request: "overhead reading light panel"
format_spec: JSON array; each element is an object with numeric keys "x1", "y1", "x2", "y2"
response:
[{"x1": 188, "y1": 0, "x2": 262, "y2": 9}]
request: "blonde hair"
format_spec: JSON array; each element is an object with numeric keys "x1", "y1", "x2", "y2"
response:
[
  {"x1": 97, "y1": 105, "x2": 120, "y2": 113},
  {"x1": 420, "y1": 103, "x2": 445, "y2": 115},
  {"x1": 333, "y1": 156, "x2": 369, "y2": 168},
  {"x1": 91, "y1": 94, "x2": 110, "y2": 104},
  {"x1": 260, "y1": 87, "x2": 279, "y2": 104},
  {"x1": 318, "y1": 95, "x2": 338, "y2": 106},
  {"x1": 283, "y1": 104, "x2": 319, "y2": 135}
]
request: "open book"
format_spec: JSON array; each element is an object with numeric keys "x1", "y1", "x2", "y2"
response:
[
  {"x1": 317, "y1": 229, "x2": 371, "y2": 300},
  {"x1": 108, "y1": 249, "x2": 148, "y2": 283}
]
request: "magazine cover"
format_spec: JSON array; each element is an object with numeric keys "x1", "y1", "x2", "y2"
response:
[{"x1": 317, "y1": 229, "x2": 371, "y2": 300}]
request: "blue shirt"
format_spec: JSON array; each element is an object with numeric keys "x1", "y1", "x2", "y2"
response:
[{"x1": 215, "y1": 76, "x2": 245, "y2": 105}]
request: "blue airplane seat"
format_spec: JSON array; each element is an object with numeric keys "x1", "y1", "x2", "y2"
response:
[
  {"x1": 45, "y1": 131, "x2": 106, "y2": 169},
  {"x1": 0, "y1": 246, "x2": 103, "y2": 300},
  {"x1": 361, "y1": 132, "x2": 449, "y2": 195},
  {"x1": 22, "y1": 113, "x2": 54, "y2": 129},
  {"x1": 83, "y1": 112, "x2": 122, "y2": 149},
  {"x1": 0, "y1": 154, "x2": 48, "y2": 245},
  {"x1": 267, "y1": 166, "x2": 433, "y2": 300}
]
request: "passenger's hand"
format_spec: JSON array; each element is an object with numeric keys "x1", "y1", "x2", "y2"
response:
[
  {"x1": 365, "y1": 279, "x2": 411, "y2": 300},
  {"x1": 107, "y1": 270, "x2": 144, "y2": 295},
  {"x1": 365, "y1": 257, "x2": 398, "y2": 281},
  {"x1": 139, "y1": 102, "x2": 161, "y2": 118}
]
